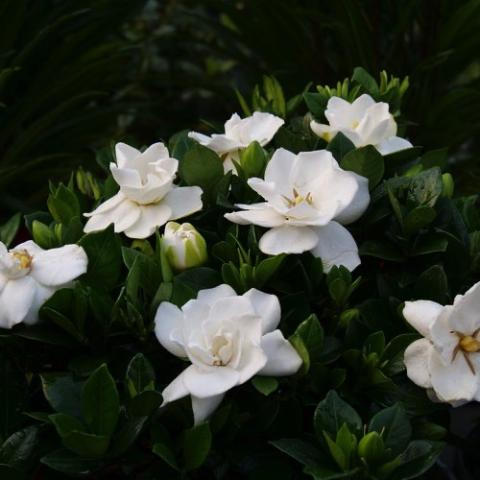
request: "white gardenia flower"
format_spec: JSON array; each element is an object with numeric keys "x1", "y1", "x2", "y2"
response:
[
  {"x1": 403, "y1": 281, "x2": 480, "y2": 405},
  {"x1": 188, "y1": 112, "x2": 284, "y2": 173},
  {"x1": 0, "y1": 241, "x2": 88, "y2": 329},
  {"x1": 225, "y1": 148, "x2": 370, "y2": 272},
  {"x1": 155, "y1": 284, "x2": 302, "y2": 424},
  {"x1": 84, "y1": 142, "x2": 203, "y2": 239},
  {"x1": 162, "y1": 221, "x2": 207, "y2": 271},
  {"x1": 310, "y1": 94, "x2": 413, "y2": 155}
]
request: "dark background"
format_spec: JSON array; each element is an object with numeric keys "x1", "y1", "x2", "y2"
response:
[{"x1": 0, "y1": 3, "x2": 480, "y2": 477}]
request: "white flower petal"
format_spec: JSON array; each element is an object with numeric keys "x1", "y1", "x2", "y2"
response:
[
  {"x1": 310, "y1": 221, "x2": 360, "y2": 272},
  {"x1": 242, "y1": 288, "x2": 281, "y2": 334},
  {"x1": 155, "y1": 301, "x2": 186, "y2": 358},
  {"x1": 449, "y1": 281, "x2": 480, "y2": 334},
  {"x1": 141, "y1": 142, "x2": 170, "y2": 164},
  {"x1": 208, "y1": 297, "x2": 257, "y2": 326},
  {"x1": 162, "y1": 369, "x2": 190, "y2": 405},
  {"x1": 110, "y1": 199, "x2": 141, "y2": 233},
  {"x1": 259, "y1": 330, "x2": 302, "y2": 376},
  {"x1": 115, "y1": 143, "x2": 140, "y2": 168},
  {"x1": 234, "y1": 112, "x2": 284, "y2": 146},
  {"x1": 110, "y1": 164, "x2": 142, "y2": 188},
  {"x1": 236, "y1": 345, "x2": 267, "y2": 383},
  {"x1": 264, "y1": 148, "x2": 297, "y2": 188},
  {"x1": 429, "y1": 347, "x2": 478, "y2": 404},
  {"x1": 183, "y1": 365, "x2": 240, "y2": 398},
  {"x1": 122, "y1": 203, "x2": 172, "y2": 239},
  {"x1": 22, "y1": 283, "x2": 55, "y2": 326},
  {"x1": 30, "y1": 245, "x2": 88, "y2": 287},
  {"x1": 224, "y1": 204, "x2": 285, "y2": 228},
  {"x1": 310, "y1": 121, "x2": 336, "y2": 142},
  {"x1": 163, "y1": 186, "x2": 203, "y2": 221},
  {"x1": 13, "y1": 240, "x2": 44, "y2": 257},
  {"x1": 403, "y1": 300, "x2": 443, "y2": 339},
  {"x1": 83, "y1": 191, "x2": 126, "y2": 217},
  {"x1": 196, "y1": 284, "x2": 237, "y2": 305},
  {"x1": 259, "y1": 225, "x2": 318, "y2": 255},
  {"x1": 429, "y1": 307, "x2": 459, "y2": 363},
  {"x1": 191, "y1": 394, "x2": 225, "y2": 425},
  {"x1": 188, "y1": 131, "x2": 240, "y2": 155},
  {"x1": 377, "y1": 136, "x2": 413, "y2": 155},
  {"x1": 334, "y1": 173, "x2": 370, "y2": 225},
  {"x1": 0, "y1": 276, "x2": 37, "y2": 328},
  {"x1": 404, "y1": 338, "x2": 433, "y2": 389}
]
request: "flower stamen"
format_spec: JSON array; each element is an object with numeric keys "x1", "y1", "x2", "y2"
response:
[
  {"x1": 282, "y1": 188, "x2": 313, "y2": 208},
  {"x1": 12, "y1": 250, "x2": 33, "y2": 270},
  {"x1": 451, "y1": 330, "x2": 480, "y2": 374}
]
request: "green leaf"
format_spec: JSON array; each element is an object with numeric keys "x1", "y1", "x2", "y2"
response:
[
  {"x1": 180, "y1": 144, "x2": 223, "y2": 194},
  {"x1": 47, "y1": 183, "x2": 80, "y2": 224},
  {"x1": 341, "y1": 145, "x2": 385, "y2": 189},
  {"x1": 314, "y1": 391, "x2": 362, "y2": 439},
  {"x1": 62, "y1": 431, "x2": 110, "y2": 458},
  {"x1": 82, "y1": 364, "x2": 119, "y2": 437},
  {"x1": 108, "y1": 417, "x2": 147, "y2": 457},
  {"x1": 32, "y1": 220, "x2": 57, "y2": 249},
  {"x1": 153, "y1": 442, "x2": 179, "y2": 471},
  {"x1": 41, "y1": 449, "x2": 103, "y2": 476},
  {"x1": 327, "y1": 132, "x2": 355, "y2": 162},
  {"x1": 335, "y1": 423, "x2": 357, "y2": 468},
  {"x1": 357, "y1": 431, "x2": 385, "y2": 465},
  {"x1": 171, "y1": 267, "x2": 221, "y2": 306},
  {"x1": 182, "y1": 422, "x2": 212, "y2": 471},
  {"x1": 0, "y1": 426, "x2": 39, "y2": 470},
  {"x1": 40, "y1": 374, "x2": 83, "y2": 419},
  {"x1": 125, "y1": 353, "x2": 155, "y2": 398},
  {"x1": 294, "y1": 314, "x2": 324, "y2": 363},
  {"x1": 323, "y1": 431, "x2": 347, "y2": 471},
  {"x1": 390, "y1": 440, "x2": 444, "y2": 480},
  {"x1": 270, "y1": 438, "x2": 326, "y2": 470},
  {"x1": 352, "y1": 67, "x2": 379, "y2": 97},
  {"x1": 49, "y1": 413, "x2": 85, "y2": 437},
  {"x1": 0, "y1": 213, "x2": 21, "y2": 247},
  {"x1": 414, "y1": 265, "x2": 449, "y2": 304},
  {"x1": 252, "y1": 376, "x2": 279, "y2": 396},
  {"x1": 369, "y1": 404, "x2": 412, "y2": 456},
  {"x1": 359, "y1": 240, "x2": 404, "y2": 262},
  {"x1": 79, "y1": 227, "x2": 122, "y2": 290},
  {"x1": 403, "y1": 206, "x2": 436, "y2": 237},
  {"x1": 127, "y1": 391, "x2": 163, "y2": 418},
  {"x1": 408, "y1": 168, "x2": 443, "y2": 207},
  {"x1": 381, "y1": 334, "x2": 419, "y2": 376},
  {"x1": 240, "y1": 141, "x2": 267, "y2": 178}
]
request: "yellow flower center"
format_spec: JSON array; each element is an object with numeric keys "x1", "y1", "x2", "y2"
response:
[
  {"x1": 451, "y1": 329, "x2": 480, "y2": 374},
  {"x1": 283, "y1": 188, "x2": 313, "y2": 208},
  {"x1": 12, "y1": 250, "x2": 33, "y2": 270}
]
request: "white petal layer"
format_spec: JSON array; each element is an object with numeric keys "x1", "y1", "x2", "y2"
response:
[
  {"x1": 259, "y1": 225, "x2": 318, "y2": 255},
  {"x1": 259, "y1": 330, "x2": 302, "y2": 376},
  {"x1": 123, "y1": 202, "x2": 172, "y2": 239},
  {"x1": 163, "y1": 186, "x2": 203, "y2": 221},
  {"x1": 0, "y1": 276, "x2": 37, "y2": 328},
  {"x1": 310, "y1": 221, "x2": 360, "y2": 272},
  {"x1": 404, "y1": 338, "x2": 433, "y2": 389},
  {"x1": 377, "y1": 136, "x2": 413, "y2": 155},
  {"x1": 403, "y1": 300, "x2": 443, "y2": 339},
  {"x1": 191, "y1": 394, "x2": 225, "y2": 425},
  {"x1": 154, "y1": 301, "x2": 186, "y2": 358},
  {"x1": 242, "y1": 288, "x2": 281, "y2": 334},
  {"x1": 334, "y1": 173, "x2": 370, "y2": 225},
  {"x1": 224, "y1": 205, "x2": 285, "y2": 228},
  {"x1": 30, "y1": 245, "x2": 88, "y2": 287},
  {"x1": 183, "y1": 365, "x2": 240, "y2": 398}
]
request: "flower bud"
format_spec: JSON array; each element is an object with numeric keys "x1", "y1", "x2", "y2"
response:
[
  {"x1": 357, "y1": 431, "x2": 385, "y2": 465},
  {"x1": 441, "y1": 173, "x2": 454, "y2": 198},
  {"x1": 162, "y1": 222, "x2": 207, "y2": 271}
]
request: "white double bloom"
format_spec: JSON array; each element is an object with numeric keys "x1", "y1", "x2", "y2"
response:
[
  {"x1": 155, "y1": 284, "x2": 302, "y2": 424},
  {"x1": 404, "y1": 281, "x2": 480, "y2": 405},
  {"x1": 189, "y1": 112, "x2": 284, "y2": 173},
  {"x1": 0, "y1": 241, "x2": 88, "y2": 328},
  {"x1": 84, "y1": 142, "x2": 203, "y2": 239},
  {"x1": 225, "y1": 148, "x2": 370, "y2": 272},
  {"x1": 310, "y1": 94, "x2": 412, "y2": 155}
]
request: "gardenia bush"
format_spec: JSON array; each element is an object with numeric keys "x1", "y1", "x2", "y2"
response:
[{"x1": 0, "y1": 68, "x2": 478, "y2": 479}]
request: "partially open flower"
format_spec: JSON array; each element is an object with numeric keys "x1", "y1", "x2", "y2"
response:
[
  {"x1": 189, "y1": 112, "x2": 284, "y2": 173},
  {"x1": 154, "y1": 284, "x2": 302, "y2": 424},
  {"x1": 162, "y1": 222, "x2": 207, "y2": 271},
  {"x1": 84, "y1": 142, "x2": 203, "y2": 239},
  {"x1": 225, "y1": 148, "x2": 370, "y2": 271},
  {"x1": 310, "y1": 94, "x2": 412, "y2": 155},
  {"x1": 0, "y1": 241, "x2": 88, "y2": 328},
  {"x1": 403, "y1": 281, "x2": 480, "y2": 405}
]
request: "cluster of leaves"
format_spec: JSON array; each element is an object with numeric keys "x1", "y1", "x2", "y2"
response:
[{"x1": 0, "y1": 70, "x2": 478, "y2": 479}]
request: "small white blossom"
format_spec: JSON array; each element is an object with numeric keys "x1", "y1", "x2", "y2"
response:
[
  {"x1": 310, "y1": 94, "x2": 412, "y2": 155},
  {"x1": 84, "y1": 142, "x2": 203, "y2": 239},
  {"x1": 404, "y1": 281, "x2": 480, "y2": 405},
  {"x1": 155, "y1": 284, "x2": 302, "y2": 424},
  {"x1": 189, "y1": 112, "x2": 284, "y2": 173},
  {"x1": 0, "y1": 241, "x2": 88, "y2": 328},
  {"x1": 225, "y1": 148, "x2": 370, "y2": 272}
]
